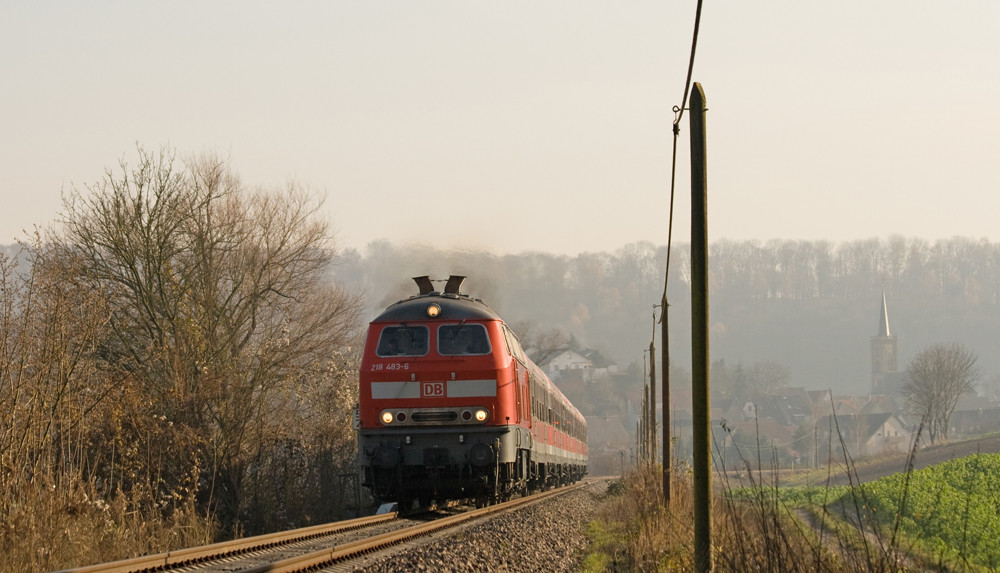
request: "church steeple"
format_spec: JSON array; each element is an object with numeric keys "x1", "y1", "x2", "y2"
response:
[
  {"x1": 871, "y1": 290, "x2": 898, "y2": 392},
  {"x1": 877, "y1": 290, "x2": 891, "y2": 337}
]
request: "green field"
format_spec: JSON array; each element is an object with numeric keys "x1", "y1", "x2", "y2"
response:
[{"x1": 762, "y1": 453, "x2": 1000, "y2": 569}]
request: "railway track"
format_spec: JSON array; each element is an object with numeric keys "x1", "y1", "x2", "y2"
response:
[{"x1": 56, "y1": 482, "x2": 588, "y2": 573}]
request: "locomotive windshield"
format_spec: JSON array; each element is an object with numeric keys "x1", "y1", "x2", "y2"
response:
[
  {"x1": 376, "y1": 325, "x2": 429, "y2": 357},
  {"x1": 438, "y1": 323, "x2": 491, "y2": 355}
]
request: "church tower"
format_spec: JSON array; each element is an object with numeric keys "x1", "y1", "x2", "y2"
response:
[{"x1": 871, "y1": 290, "x2": 898, "y2": 392}]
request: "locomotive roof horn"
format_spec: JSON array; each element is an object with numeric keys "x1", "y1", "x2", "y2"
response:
[
  {"x1": 444, "y1": 275, "x2": 465, "y2": 294},
  {"x1": 412, "y1": 275, "x2": 466, "y2": 295},
  {"x1": 413, "y1": 276, "x2": 434, "y2": 295}
]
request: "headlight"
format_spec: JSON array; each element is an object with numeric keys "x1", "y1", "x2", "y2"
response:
[
  {"x1": 380, "y1": 411, "x2": 394, "y2": 425},
  {"x1": 474, "y1": 409, "x2": 489, "y2": 422}
]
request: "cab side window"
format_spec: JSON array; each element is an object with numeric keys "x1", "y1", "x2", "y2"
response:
[{"x1": 502, "y1": 325, "x2": 528, "y2": 364}]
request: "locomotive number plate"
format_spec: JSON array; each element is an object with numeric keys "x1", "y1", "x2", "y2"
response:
[
  {"x1": 421, "y1": 381, "x2": 446, "y2": 398},
  {"x1": 370, "y1": 362, "x2": 410, "y2": 372}
]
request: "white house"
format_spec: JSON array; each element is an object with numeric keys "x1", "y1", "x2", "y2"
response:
[
  {"x1": 818, "y1": 412, "x2": 911, "y2": 458},
  {"x1": 546, "y1": 350, "x2": 593, "y2": 376}
]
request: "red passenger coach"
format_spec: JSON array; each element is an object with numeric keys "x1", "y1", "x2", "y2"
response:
[{"x1": 358, "y1": 275, "x2": 587, "y2": 508}]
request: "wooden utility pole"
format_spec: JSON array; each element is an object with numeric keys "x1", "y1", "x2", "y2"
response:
[
  {"x1": 639, "y1": 391, "x2": 645, "y2": 461},
  {"x1": 648, "y1": 339, "x2": 657, "y2": 463},
  {"x1": 635, "y1": 421, "x2": 641, "y2": 467},
  {"x1": 690, "y1": 82, "x2": 712, "y2": 572},
  {"x1": 661, "y1": 301, "x2": 671, "y2": 503},
  {"x1": 641, "y1": 352, "x2": 648, "y2": 463}
]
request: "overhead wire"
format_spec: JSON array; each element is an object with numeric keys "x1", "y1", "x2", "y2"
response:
[{"x1": 662, "y1": 0, "x2": 705, "y2": 308}]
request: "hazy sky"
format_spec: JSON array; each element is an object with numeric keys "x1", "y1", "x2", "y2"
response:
[{"x1": 3, "y1": 2, "x2": 998, "y2": 255}]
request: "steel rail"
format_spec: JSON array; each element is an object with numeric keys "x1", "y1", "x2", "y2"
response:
[
  {"x1": 53, "y1": 512, "x2": 398, "y2": 573},
  {"x1": 243, "y1": 482, "x2": 589, "y2": 573}
]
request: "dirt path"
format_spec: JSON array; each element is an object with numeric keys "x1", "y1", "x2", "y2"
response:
[{"x1": 799, "y1": 433, "x2": 1000, "y2": 487}]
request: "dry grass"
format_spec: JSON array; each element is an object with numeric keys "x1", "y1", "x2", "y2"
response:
[
  {"x1": 1, "y1": 476, "x2": 215, "y2": 572},
  {"x1": 582, "y1": 417, "x2": 953, "y2": 571},
  {"x1": 584, "y1": 462, "x2": 916, "y2": 572}
]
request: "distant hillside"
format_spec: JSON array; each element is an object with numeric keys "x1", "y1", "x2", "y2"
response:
[{"x1": 334, "y1": 237, "x2": 1000, "y2": 396}]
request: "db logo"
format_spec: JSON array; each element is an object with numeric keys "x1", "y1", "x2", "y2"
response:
[{"x1": 421, "y1": 381, "x2": 446, "y2": 398}]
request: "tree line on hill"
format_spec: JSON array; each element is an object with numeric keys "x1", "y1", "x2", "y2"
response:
[{"x1": 334, "y1": 235, "x2": 1000, "y2": 397}]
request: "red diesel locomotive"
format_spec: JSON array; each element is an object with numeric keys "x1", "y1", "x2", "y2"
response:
[{"x1": 358, "y1": 276, "x2": 587, "y2": 508}]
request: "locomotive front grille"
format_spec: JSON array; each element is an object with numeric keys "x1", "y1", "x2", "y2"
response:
[{"x1": 412, "y1": 410, "x2": 458, "y2": 423}]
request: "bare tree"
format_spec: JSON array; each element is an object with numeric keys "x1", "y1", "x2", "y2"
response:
[
  {"x1": 0, "y1": 237, "x2": 115, "y2": 483},
  {"x1": 903, "y1": 343, "x2": 980, "y2": 444},
  {"x1": 59, "y1": 146, "x2": 364, "y2": 529}
]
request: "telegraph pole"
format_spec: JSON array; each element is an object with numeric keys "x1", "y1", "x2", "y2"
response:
[
  {"x1": 635, "y1": 421, "x2": 641, "y2": 467},
  {"x1": 690, "y1": 82, "x2": 712, "y2": 572},
  {"x1": 661, "y1": 299, "x2": 671, "y2": 503},
  {"x1": 642, "y1": 349, "x2": 649, "y2": 463},
  {"x1": 639, "y1": 388, "x2": 649, "y2": 464},
  {"x1": 648, "y1": 336, "x2": 657, "y2": 464}
]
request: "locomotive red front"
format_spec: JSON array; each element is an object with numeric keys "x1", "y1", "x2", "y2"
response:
[{"x1": 358, "y1": 275, "x2": 587, "y2": 509}]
